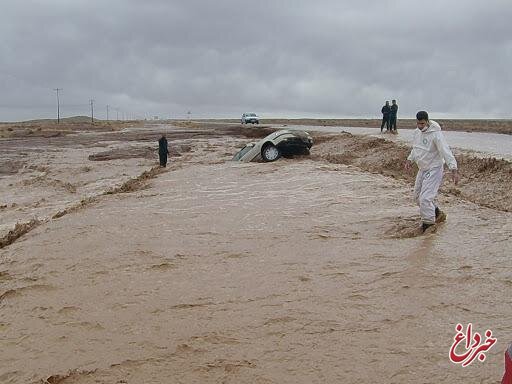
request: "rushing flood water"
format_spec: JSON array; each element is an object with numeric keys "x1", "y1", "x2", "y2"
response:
[
  {"x1": 1, "y1": 124, "x2": 511, "y2": 383},
  {"x1": 1, "y1": 140, "x2": 511, "y2": 383},
  {"x1": 275, "y1": 124, "x2": 512, "y2": 160}
]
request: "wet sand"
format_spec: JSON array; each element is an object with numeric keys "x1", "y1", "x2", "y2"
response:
[
  {"x1": 206, "y1": 118, "x2": 512, "y2": 135},
  {"x1": 311, "y1": 132, "x2": 512, "y2": 213},
  {"x1": 276, "y1": 124, "x2": 512, "y2": 161},
  {"x1": 1, "y1": 122, "x2": 511, "y2": 383}
]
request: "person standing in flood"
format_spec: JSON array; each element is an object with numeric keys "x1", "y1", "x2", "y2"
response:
[
  {"x1": 404, "y1": 111, "x2": 459, "y2": 233},
  {"x1": 389, "y1": 99, "x2": 399, "y2": 133},
  {"x1": 158, "y1": 135, "x2": 169, "y2": 167},
  {"x1": 381, "y1": 101, "x2": 391, "y2": 133}
]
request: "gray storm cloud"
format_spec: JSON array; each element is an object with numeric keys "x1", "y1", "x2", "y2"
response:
[{"x1": 1, "y1": 0, "x2": 511, "y2": 121}]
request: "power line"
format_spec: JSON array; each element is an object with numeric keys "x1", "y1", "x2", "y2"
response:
[
  {"x1": 53, "y1": 88, "x2": 62, "y2": 123},
  {"x1": 89, "y1": 99, "x2": 95, "y2": 123}
]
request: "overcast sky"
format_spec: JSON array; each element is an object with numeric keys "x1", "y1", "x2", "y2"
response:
[{"x1": 1, "y1": 0, "x2": 511, "y2": 121}]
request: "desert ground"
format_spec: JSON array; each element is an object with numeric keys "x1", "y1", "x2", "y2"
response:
[{"x1": 0, "y1": 119, "x2": 511, "y2": 383}]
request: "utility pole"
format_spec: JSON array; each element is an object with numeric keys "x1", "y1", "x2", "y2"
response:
[
  {"x1": 53, "y1": 88, "x2": 62, "y2": 123},
  {"x1": 116, "y1": 108, "x2": 119, "y2": 121},
  {"x1": 89, "y1": 99, "x2": 95, "y2": 123},
  {"x1": 106, "y1": 105, "x2": 109, "y2": 121}
]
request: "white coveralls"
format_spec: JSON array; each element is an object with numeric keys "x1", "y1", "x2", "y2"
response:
[{"x1": 407, "y1": 120, "x2": 457, "y2": 224}]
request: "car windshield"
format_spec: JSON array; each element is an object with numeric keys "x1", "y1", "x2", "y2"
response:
[
  {"x1": 247, "y1": 113, "x2": 256, "y2": 117},
  {"x1": 232, "y1": 145, "x2": 253, "y2": 161}
]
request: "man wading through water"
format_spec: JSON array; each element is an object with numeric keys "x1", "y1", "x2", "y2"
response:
[
  {"x1": 158, "y1": 135, "x2": 169, "y2": 167},
  {"x1": 404, "y1": 111, "x2": 459, "y2": 233}
]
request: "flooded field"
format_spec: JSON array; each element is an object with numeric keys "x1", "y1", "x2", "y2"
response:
[
  {"x1": 1, "y1": 122, "x2": 511, "y2": 383},
  {"x1": 0, "y1": 124, "x2": 229, "y2": 242}
]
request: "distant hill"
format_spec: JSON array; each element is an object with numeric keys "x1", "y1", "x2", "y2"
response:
[{"x1": 21, "y1": 116, "x2": 95, "y2": 124}]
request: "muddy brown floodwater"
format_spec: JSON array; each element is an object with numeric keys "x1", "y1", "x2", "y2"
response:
[{"x1": 0, "y1": 122, "x2": 511, "y2": 383}]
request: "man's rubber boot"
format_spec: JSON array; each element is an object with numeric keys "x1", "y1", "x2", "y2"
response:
[
  {"x1": 435, "y1": 207, "x2": 447, "y2": 223},
  {"x1": 422, "y1": 222, "x2": 436, "y2": 234}
]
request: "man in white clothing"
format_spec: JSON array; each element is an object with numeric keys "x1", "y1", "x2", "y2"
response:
[{"x1": 404, "y1": 111, "x2": 459, "y2": 233}]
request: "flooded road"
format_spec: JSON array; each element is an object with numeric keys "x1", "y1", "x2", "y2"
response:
[
  {"x1": 275, "y1": 124, "x2": 512, "y2": 160},
  {"x1": 1, "y1": 136, "x2": 511, "y2": 383}
]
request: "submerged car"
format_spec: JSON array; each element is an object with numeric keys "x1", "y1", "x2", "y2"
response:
[
  {"x1": 232, "y1": 130, "x2": 313, "y2": 162},
  {"x1": 241, "y1": 113, "x2": 259, "y2": 124}
]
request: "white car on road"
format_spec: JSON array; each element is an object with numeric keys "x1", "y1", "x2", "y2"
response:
[{"x1": 241, "y1": 113, "x2": 259, "y2": 124}]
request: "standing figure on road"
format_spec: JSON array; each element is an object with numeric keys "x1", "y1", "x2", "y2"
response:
[
  {"x1": 404, "y1": 111, "x2": 459, "y2": 233},
  {"x1": 158, "y1": 135, "x2": 169, "y2": 167},
  {"x1": 381, "y1": 101, "x2": 391, "y2": 133},
  {"x1": 389, "y1": 99, "x2": 399, "y2": 133}
]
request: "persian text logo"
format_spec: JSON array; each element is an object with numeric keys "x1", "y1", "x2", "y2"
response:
[{"x1": 449, "y1": 323, "x2": 497, "y2": 367}]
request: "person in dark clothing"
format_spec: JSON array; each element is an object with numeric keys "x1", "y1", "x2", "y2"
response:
[
  {"x1": 158, "y1": 135, "x2": 169, "y2": 167},
  {"x1": 389, "y1": 99, "x2": 399, "y2": 133},
  {"x1": 381, "y1": 101, "x2": 391, "y2": 133}
]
